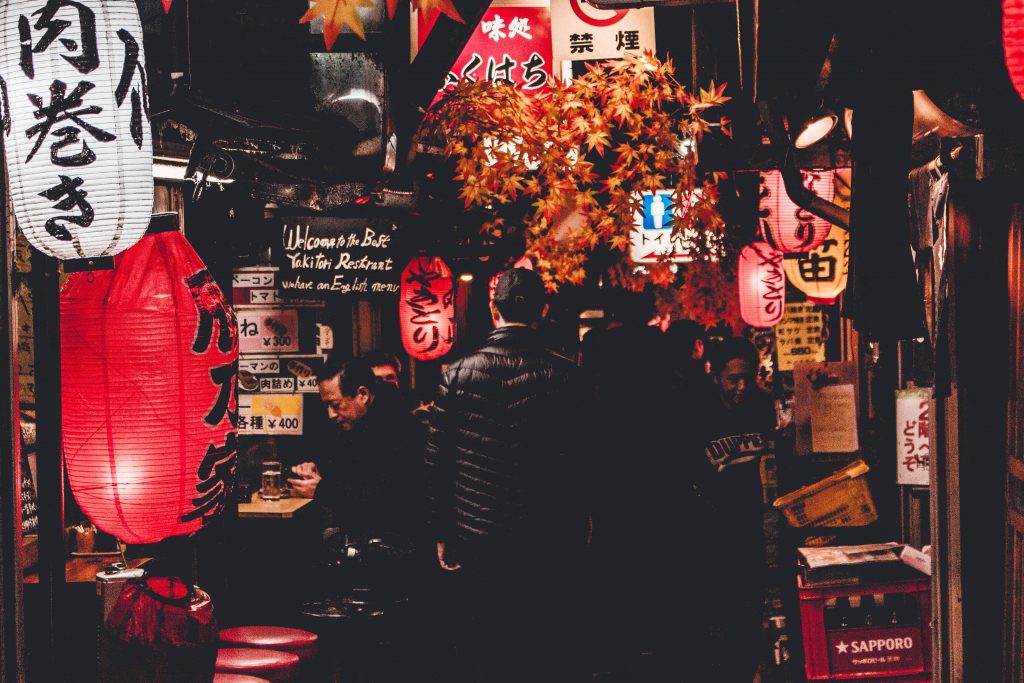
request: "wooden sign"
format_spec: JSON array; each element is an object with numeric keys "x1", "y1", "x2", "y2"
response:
[{"x1": 274, "y1": 217, "x2": 402, "y2": 298}]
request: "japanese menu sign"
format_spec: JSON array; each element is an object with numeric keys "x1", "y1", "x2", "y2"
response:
[
  {"x1": 238, "y1": 395, "x2": 303, "y2": 436},
  {"x1": 896, "y1": 388, "x2": 931, "y2": 486},
  {"x1": 238, "y1": 355, "x2": 324, "y2": 395},
  {"x1": 775, "y1": 303, "x2": 826, "y2": 372},
  {"x1": 274, "y1": 217, "x2": 402, "y2": 298},
  {"x1": 549, "y1": 0, "x2": 655, "y2": 62},
  {"x1": 435, "y1": 5, "x2": 552, "y2": 104},
  {"x1": 238, "y1": 309, "x2": 300, "y2": 354}
]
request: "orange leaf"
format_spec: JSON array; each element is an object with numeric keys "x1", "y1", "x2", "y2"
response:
[
  {"x1": 413, "y1": 0, "x2": 464, "y2": 23},
  {"x1": 301, "y1": 0, "x2": 375, "y2": 46}
]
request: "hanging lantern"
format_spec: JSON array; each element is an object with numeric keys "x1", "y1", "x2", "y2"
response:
[
  {"x1": 400, "y1": 256, "x2": 455, "y2": 361},
  {"x1": 758, "y1": 170, "x2": 835, "y2": 253},
  {"x1": 0, "y1": 0, "x2": 154, "y2": 260},
  {"x1": 783, "y1": 224, "x2": 850, "y2": 305},
  {"x1": 61, "y1": 221, "x2": 238, "y2": 544},
  {"x1": 1006, "y1": 0, "x2": 1024, "y2": 99},
  {"x1": 738, "y1": 241, "x2": 786, "y2": 328}
]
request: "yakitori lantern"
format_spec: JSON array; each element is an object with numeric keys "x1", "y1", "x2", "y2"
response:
[
  {"x1": 1006, "y1": 0, "x2": 1024, "y2": 99},
  {"x1": 400, "y1": 256, "x2": 455, "y2": 361},
  {"x1": 783, "y1": 224, "x2": 850, "y2": 305},
  {"x1": 61, "y1": 219, "x2": 238, "y2": 544},
  {"x1": 0, "y1": 0, "x2": 153, "y2": 260},
  {"x1": 738, "y1": 241, "x2": 786, "y2": 328},
  {"x1": 758, "y1": 170, "x2": 835, "y2": 253}
]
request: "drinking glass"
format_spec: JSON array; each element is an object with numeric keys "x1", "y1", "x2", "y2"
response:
[{"x1": 260, "y1": 460, "x2": 283, "y2": 501}]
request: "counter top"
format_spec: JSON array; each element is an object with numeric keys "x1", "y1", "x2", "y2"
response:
[{"x1": 237, "y1": 492, "x2": 313, "y2": 519}]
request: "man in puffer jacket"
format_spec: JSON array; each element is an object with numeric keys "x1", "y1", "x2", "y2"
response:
[{"x1": 424, "y1": 267, "x2": 589, "y2": 683}]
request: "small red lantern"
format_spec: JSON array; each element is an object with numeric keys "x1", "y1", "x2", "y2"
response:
[
  {"x1": 1006, "y1": 0, "x2": 1024, "y2": 99},
  {"x1": 758, "y1": 170, "x2": 836, "y2": 253},
  {"x1": 61, "y1": 224, "x2": 238, "y2": 544},
  {"x1": 738, "y1": 242, "x2": 786, "y2": 328},
  {"x1": 400, "y1": 256, "x2": 455, "y2": 361}
]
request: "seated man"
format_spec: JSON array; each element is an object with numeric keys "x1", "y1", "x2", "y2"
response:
[{"x1": 289, "y1": 356, "x2": 422, "y2": 541}]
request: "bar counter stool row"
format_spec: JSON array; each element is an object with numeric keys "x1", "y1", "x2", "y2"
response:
[{"x1": 215, "y1": 625, "x2": 319, "y2": 682}]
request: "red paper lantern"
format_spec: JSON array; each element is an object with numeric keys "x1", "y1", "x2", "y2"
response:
[
  {"x1": 1006, "y1": 0, "x2": 1024, "y2": 99},
  {"x1": 758, "y1": 170, "x2": 836, "y2": 253},
  {"x1": 61, "y1": 226, "x2": 239, "y2": 544},
  {"x1": 400, "y1": 256, "x2": 455, "y2": 361},
  {"x1": 738, "y1": 242, "x2": 786, "y2": 328}
]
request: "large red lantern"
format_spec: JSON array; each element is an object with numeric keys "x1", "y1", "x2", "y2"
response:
[
  {"x1": 758, "y1": 170, "x2": 836, "y2": 253},
  {"x1": 738, "y1": 242, "x2": 786, "y2": 328},
  {"x1": 61, "y1": 221, "x2": 238, "y2": 544},
  {"x1": 1006, "y1": 0, "x2": 1024, "y2": 99},
  {"x1": 400, "y1": 256, "x2": 455, "y2": 361}
]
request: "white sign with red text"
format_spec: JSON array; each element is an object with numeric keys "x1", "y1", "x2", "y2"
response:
[
  {"x1": 550, "y1": 0, "x2": 654, "y2": 62},
  {"x1": 896, "y1": 389, "x2": 931, "y2": 486}
]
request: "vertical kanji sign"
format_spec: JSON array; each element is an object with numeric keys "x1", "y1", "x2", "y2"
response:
[
  {"x1": 0, "y1": 0, "x2": 153, "y2": 260},
  {"x1": 896, "y1": 388, "x2": 931, "y2": 486},
  {"x1": 433, "y1": 5, "x2": 552, "y2": 105}
]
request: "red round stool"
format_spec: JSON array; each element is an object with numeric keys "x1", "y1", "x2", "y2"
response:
[
  {"x1": 219, "y1": 626, "x2": 319, "y2": 662},
  {"x1": 214, "y1": 675, "x2": 270, "y2": 683},
  {"x1": 215, "y1": 648, "x2": 299, "y2": 683}
]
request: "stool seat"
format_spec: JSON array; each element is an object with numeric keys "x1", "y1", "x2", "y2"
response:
[
  {"x1": 220, "y1": 625, "x2": 319, "y2": 661},
  {"x1": 215, "y1": 648, "x2": 300, "y2": 683},
  {"x1": 214, "y1": 675, "x2": 270, "y2": 683}
]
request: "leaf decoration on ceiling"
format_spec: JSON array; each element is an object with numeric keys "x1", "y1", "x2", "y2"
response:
[
  {"x1": 301, "y1": 0, "x2": 377, "y2": 47},
  {"x1": 410, "y1": 0, "x2": 463, "y2": 23}
]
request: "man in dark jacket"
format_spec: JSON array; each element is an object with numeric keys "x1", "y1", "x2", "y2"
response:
[
  {"x1": 685, "y1": 336, "x2": 774, "y2": 682},
  {"x1": 425, "y1": 268, "x2": 588, "y2": 683},
  {"x1": 290, "y1": 356, "x2": 422, "y2": 541}
]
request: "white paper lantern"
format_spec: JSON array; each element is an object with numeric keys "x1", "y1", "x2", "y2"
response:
[{"x1": 0, "y1": 0, "x2": 153, "y2": 260}]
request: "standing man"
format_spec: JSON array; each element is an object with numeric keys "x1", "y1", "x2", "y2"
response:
[
  {"x1": 425, "y1": 268, "x2": 588, "y2": 683},
  {"x1": 289, "y1": 356, "x2": 421, "y2": 542},
  {"x1": 686, "y1": 336, "x2": 775, "y2": 682}
]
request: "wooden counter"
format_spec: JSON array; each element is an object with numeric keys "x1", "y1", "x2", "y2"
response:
[
  {"x1": 24, "y1": 556, "x2": 152, "y2": 584},
  {"x1": 237, "y1": 492, "x2": 313, "y2": 519}
]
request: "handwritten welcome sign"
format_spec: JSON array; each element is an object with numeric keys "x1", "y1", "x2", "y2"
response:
[{"x1": 273, "y1": 217, "x2": 403, "y2": 297}]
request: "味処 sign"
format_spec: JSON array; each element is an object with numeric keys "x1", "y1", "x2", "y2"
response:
[
  {"x1": 435, "y1": 5, "x2": 552, "y2": 104},
  {"x1": 0, "y1": 0, "x2": 153, "y2": 260},
  {"x1": 274, "y1": 217, "x2": 402, "y2": 298}
]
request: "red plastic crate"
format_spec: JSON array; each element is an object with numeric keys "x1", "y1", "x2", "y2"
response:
[{"x1": 798, "y1": 575, "x2": 932, "y2": 681}]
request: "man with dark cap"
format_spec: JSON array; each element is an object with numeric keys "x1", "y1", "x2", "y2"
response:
[
  {"x1": 683, "y1": 336, "x2": 775, "y2": 682},
  {"x1": 425, "y1": 268, "x2": 588, "y2": 683}
]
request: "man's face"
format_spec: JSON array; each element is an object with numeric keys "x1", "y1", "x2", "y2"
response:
[
  {"x1": 371, "y1": 364, "x2": 400, "y2": 389},
  {"x1": 319, "y1": 377, "x2": 369, "y2": 431},
  {"x1": 715, "y1": 357, "x2": 755, "y2": 409}
]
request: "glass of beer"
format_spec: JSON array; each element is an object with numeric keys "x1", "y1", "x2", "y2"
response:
[{"x1": 260, "y1": 460, "x2": 283, "y2": 501}]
